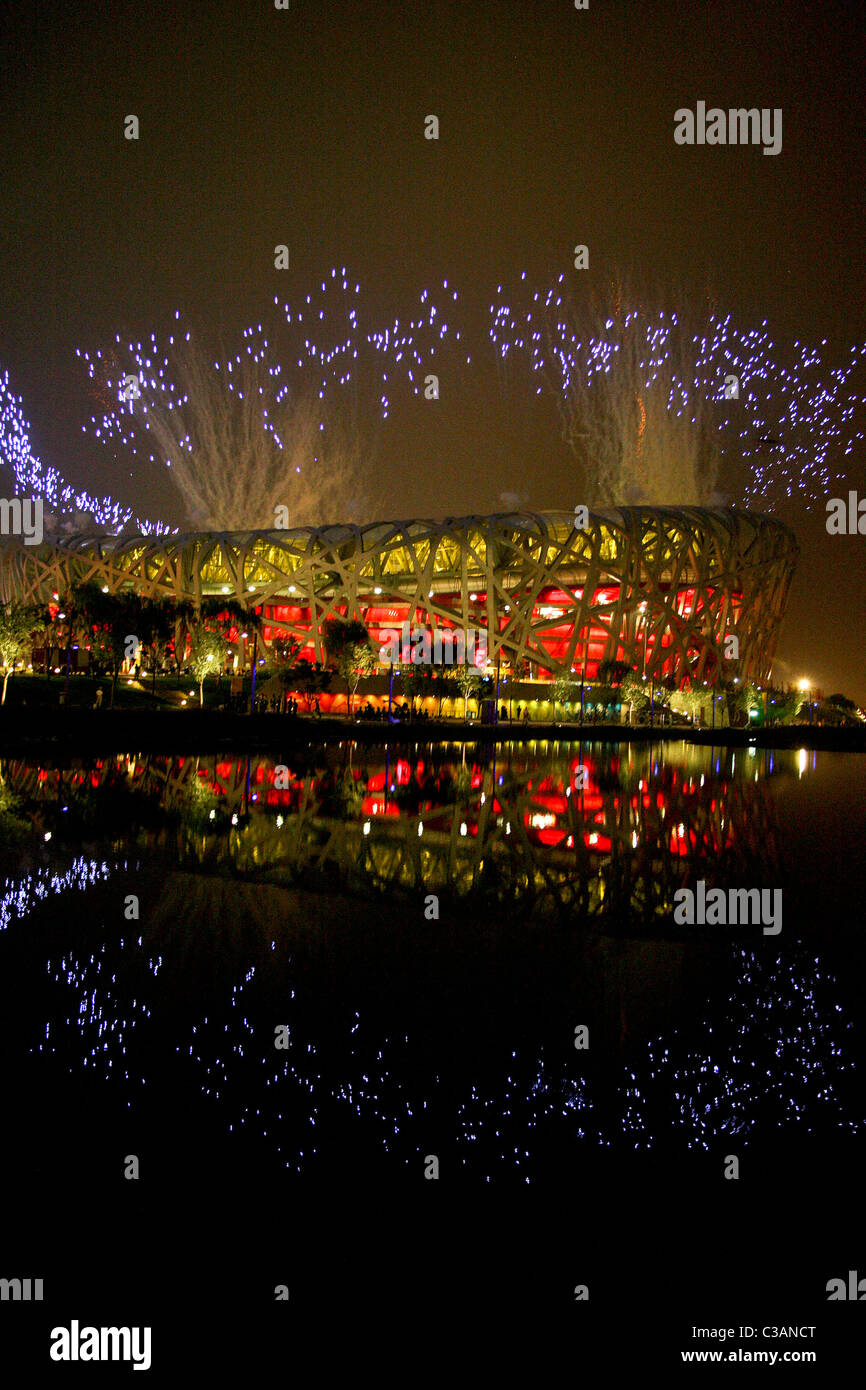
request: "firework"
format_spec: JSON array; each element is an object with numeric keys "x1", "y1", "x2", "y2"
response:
[
  {"x1": 75, "y1": 272, "x2": 470, "y2": 529},
  {"x1": 5, "y1": 270, "x2": 863, "y2": 534},
  {"x1": 489, "y1": 271, "x2": 866, "y2": 506},
  {"x1": 0, "y1": 368, "x2": 168, "y2": 534}
]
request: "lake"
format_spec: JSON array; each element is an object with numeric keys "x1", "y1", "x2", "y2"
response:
[{"x1": 2, "y1": 738, "x2": 863, "y2": 1199}]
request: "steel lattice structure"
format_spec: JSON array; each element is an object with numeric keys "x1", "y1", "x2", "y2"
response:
[{"x1": 0, "y1": 507, "x2": 797, "y2": 684}]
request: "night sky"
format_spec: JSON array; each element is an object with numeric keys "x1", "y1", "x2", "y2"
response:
[{"x1": 1, "y1": 0, "x2": 864, "y2": 698}]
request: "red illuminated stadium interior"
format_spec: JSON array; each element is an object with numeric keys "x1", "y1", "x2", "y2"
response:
[{"x1": 259, "y1": 584, "x2": 743, "y2": 681}]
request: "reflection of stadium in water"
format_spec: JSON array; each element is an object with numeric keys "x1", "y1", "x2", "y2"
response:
[{"x1": 4, "y1": 740, "x2": 797, "y2": 924}]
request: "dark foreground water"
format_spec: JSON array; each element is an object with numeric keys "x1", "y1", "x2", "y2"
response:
[{"x1": 1, "y1": 739, "x2": 864, "y2": 1366}]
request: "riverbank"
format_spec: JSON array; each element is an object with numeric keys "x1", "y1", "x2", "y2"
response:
[{"x1": 0, "y1": 707, "x2": 864, "y2": 754}]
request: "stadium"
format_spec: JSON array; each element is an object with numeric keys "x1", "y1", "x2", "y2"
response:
[{"x1": 1, "y1": 506, "x2": 797, "y2": 689}]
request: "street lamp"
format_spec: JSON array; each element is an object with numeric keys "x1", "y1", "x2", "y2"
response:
[
  {"x1": 798, "y1": 679, "x2": 813, "y2": 726},
  {"x1": 249, "y1": 628, "x2": 259, "y2": 714},
  {"x1": 578, "y1": 635, "x2": 587, "y2": 724}
]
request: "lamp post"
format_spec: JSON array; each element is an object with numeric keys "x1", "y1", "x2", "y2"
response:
[
  {"x1": 580, "y1": 635, "x2": 587, "y2": 724},
  {"x1": 62, "y1": 609, "x2": 74, "y2": 706},
  {"x1": 637, "y1": 601, "x2": 647, "y2": 677},
  {"x1": 249, "y1": 629, "x2": 258, "y2": 714},
  {"x1": 798, "y1": 679, "x2": 812, "y2": 726}
]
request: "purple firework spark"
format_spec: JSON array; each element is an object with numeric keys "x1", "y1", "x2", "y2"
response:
[
  {"x1": 489, "y1": 271, "x2": 866, "y2": 506},
  {"x1": 0, "y1": 368, "x2": 169, "y2": 534}
]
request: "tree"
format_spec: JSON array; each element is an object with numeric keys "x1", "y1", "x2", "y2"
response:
[
  {"x1": 596, "y1": 659, "x2": 632, "y2": 686},
  {"x1": 671, "y1": 686, "x2": 706, "y2": 726},
  {"x1": 322, "y1": 617, "x2": 376, "y2": 717},
  {"x1": 266, "y1": 634, "x2": 304, "y2": 711},
  {"x1": 620, "y1": 671, "x2": 650, "y2": 723},
  {"x1": 402, "y1": 665, "x2": 442, "y2": 716},
  {"x1": 432, "y1": 671, "x2": 453, "y2": 718},
  {"x1": 290, "y1": 661, "x2": 333, "y2": 712},
  {"x1": 60, "y1": 583, "x2": 106, "y2": 702},
  {"x1": 589, "y1": 660, "x2": 632, "y2": 720},
  {"x1": 818, "y1": 694, "x2": 861, "y2": 726},
  {"x1": 0, "y1": 600, "x2": 40, "y2": 705},
  {"x1": 272, "y1": 634, "x2": 303, "y2": 670},
  {"x1": 454, "y1": 664, "x2": 483, "y2": 719},
  {"x1": 721, "y1": 678, "x2": 759, "y2": 728},
  {"x1": 767, "y1": 687, "x2": 804, "y2": 726},
  {"x1": 198, "y1": 596, "x2": 260, "y2": 655},
  {"x1": 186, "y1": 624, "x2": 227, "y2": 707},
  {"x1": 551, "y1": 674, "x2": 579, "y2": 722},
  {"x1": 651, "y1": 676, "x2": 676, "y2": 723},
  {"x1": 173, "y1": 596, "x2": 264, "y2": 697},
  {"x1": 179, "y1": 596, "x2": 256, "y2": 704},
  {"x1": 322, "y1": 617, "x2": 368, "y2": 663},
  {"x1": 345, "y1": 641, "x2": 376, "y2": 716},
  {"x1": 70, "y1": 584, "x2": 145, "y2": 709},
  {"x1": 138, "y1": 598, "x2": 177, "y2": 701}
]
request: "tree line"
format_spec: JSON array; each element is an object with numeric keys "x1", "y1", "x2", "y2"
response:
[{"x1": 1, "y1": 595, "x2": 859, "y2": 723}]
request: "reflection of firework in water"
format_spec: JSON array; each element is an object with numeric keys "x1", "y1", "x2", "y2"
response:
[
  {"x1": 1, "y1": 856, "x2": 113, "y2": 934},
  {"x1": 621, "y1": 946, "x2": 863, "y2": 1151},
  {"x1": 1, "y1": 840, "x2": 862, "y2": 1183},
  {"x1": 172, "y1": 938, "x2": 862, "y2": 1180}
]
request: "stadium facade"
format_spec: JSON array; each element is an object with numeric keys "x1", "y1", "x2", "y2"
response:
[{"x1": 0, "y1": 507, "x2": 797, "y2": 685}]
